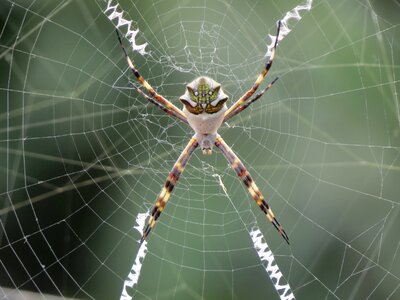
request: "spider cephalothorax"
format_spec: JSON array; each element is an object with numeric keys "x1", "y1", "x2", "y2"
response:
[
  {"x1": 116, "y1": 20, "x2": 289, "y2": 245},
  {"x1": 179, "y1": 76, "x2": 228, "y2": 115}
]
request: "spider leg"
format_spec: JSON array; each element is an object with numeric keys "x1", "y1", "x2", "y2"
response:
[
  {"x1": 224, "y1": 21, "x2": 281, "y2": 121},
  {"x1": 225, "y1": 77, "x2": 279, "y2": 121},
  {"x1": 116, "y1": 30, "x2": 187, "y2": 123},
  {"x1": 135, "y1": 87, "x2": 188, "y2": 124},
  {"x1": 214, "y1": 135, "x2": 289, "y2": 244},
  {"x1": 141, "y1": 136, "x2": 199, "y2": 244}
]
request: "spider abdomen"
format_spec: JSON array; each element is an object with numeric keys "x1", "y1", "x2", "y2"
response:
[
  {"x1": 184, "y1": 104, "x2": 227, "y2": 155},
  {"x1": 184, "y1": 104, "x2": 227, "y2": 135}
]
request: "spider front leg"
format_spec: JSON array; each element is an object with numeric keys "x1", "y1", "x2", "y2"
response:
[
  {"x1": 215, "y1": 135, "x2": 289, "y2": 244},
  {"x1": 225, "y1": 77, "x2": 279, "y2": 120},
  {"x1": 224, "y1": 20, "x2": 282, "y2": 121},
  {"x1": 116, "y1": 30, "x2": 188, "y2": 124},
  {"x1": 135, "y1": 87, "x2": 189, "y2": 125},
  {"x1": 141, "y1": 137, "x2": 199, "y2": 244}
]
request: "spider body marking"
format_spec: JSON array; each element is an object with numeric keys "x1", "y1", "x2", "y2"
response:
[
  {"x1": 116, "y1": 20, "x2": 289, "y2": 245},
  {"x1": 180, "y1": 76, "x2": 228, "y2": 155}
]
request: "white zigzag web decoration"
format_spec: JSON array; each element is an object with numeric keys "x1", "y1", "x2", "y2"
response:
[
  {"x1": 266, "y1": 0, "x2": 313, "y2": 57},
  {"x1": 104, "y1": 0, "x2": 147, "y2": 55},
  {"x1": 120, "y1": 212, "x2": 149, "y2": 300},
  {"x1": 250, "y1": 228, "x2": 295, "y2": 300}
]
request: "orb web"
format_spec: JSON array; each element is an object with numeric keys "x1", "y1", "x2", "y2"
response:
[{"x1": 0, "y1": 0, "x2": 399, "y2": 299}]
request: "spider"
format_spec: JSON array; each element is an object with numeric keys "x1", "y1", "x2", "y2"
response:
[{"x1": 116, "y1": 20, "x2": 289, "y2": 245}]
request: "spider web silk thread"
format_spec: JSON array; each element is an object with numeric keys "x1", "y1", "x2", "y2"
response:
[
  {"x1": 120, "y1": 212, "x2": 149, "y2": 300},
  {"x1": 266, "y1": 0, "x2": 313, "y2": 57},
  {"x1": 1, "y1": 0, "x2": 399, "y2": 299},
  {"x1": 250, "y1": 228, "x2": 295, "y2": 300}
]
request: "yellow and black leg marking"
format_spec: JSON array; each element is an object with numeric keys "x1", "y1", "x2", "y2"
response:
[
  {"x1": 224, "y1": 20, "x2": 282, "y2": 121},
  {"x1": 140, "y1": 137, "x2": 199, "y2": 244},
  {"x1": 214, "y1": 135, "x2": 289, "y2": 244},
  {"x1": 116, "y1": 30, "x2": 188, "y2": 124}
]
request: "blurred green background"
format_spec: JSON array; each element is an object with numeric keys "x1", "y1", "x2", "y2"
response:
[{"x1": 0, "y1": 0, "x2": 399, "y2": 299}]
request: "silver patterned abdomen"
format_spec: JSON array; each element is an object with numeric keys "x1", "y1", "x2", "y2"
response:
[
  {"x1": 183, "y1": 104, "x2": 227, "y2": 154},
  {"x1": 184, "y1": 104, "x2": 227, "y2": 134}
]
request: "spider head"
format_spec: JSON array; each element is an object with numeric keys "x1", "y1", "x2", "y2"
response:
[{"x1": 180, "y1": 76, "x2": 228, "y2": 114}]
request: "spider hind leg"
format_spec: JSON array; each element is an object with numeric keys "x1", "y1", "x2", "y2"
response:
[
  {"x1": 140, "y1": 137, "x2": 198, "y2": 244},
  {"x1": 215, "y1": 135, "x2": 289, "y2": 244}
]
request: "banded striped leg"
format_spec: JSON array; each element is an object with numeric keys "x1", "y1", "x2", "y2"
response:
[
  {"x1": 135, "y1": 87, "x2": 189, "y2": 125},
  {"x1": 224, "y1": 21, "x2": 282, "y2": 121},
  {"x1": 215, "y1": 135, "x2": 289, "y2": 244},
  {"x1": 116, "y1": 30, "x2": 188, "y2": 124},
  {"x1": 141, "y1": 137, "x2": 199, "y2": 244},
  {"x1": 224, "y1": 77, "x2": 279, "y2": 121}
]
